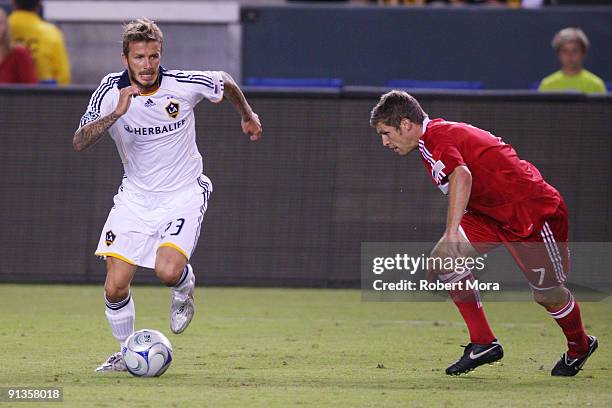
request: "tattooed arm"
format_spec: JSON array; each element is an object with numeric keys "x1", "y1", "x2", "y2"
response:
[
  {"x1": 220, "y1": 72, "x2": 262, "y2": 141},
  {"x1": 73, "y1": 85, "x2": 140, "y2": 152},
  {"x1": 73, "y1": 113, "x2": 120, "y2": 152}
]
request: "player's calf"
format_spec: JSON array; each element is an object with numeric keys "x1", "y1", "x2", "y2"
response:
[
  {"x1": 538, "y1": 289, "x2": 591, "y2": 361},
  {"x1": 155, "y1": 245, "x2": 188, "y2": 286},
  {"x1": 155, "y1": 263, "x2": 185, "y2": 286}
]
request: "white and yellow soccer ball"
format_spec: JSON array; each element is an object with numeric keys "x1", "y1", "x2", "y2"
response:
[{"x1": 122, "y1": 329, "x2": 173, "y2": 377}]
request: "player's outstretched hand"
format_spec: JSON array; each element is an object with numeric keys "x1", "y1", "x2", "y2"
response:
[
  {"x1": 241, "y1": 112, "x2": 262, "y2": 141},
  {"x1": 114, "y1": 85, "x2": 140, "y2": 117}
]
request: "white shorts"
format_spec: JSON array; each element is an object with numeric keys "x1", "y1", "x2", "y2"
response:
[{"x1": 95, "y1": 174, "x2": 212, "y2": 269}]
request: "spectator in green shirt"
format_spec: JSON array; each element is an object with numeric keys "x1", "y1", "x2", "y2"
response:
[{"x1": 539, "y1": 27, "x2": 607, "y2": 94}]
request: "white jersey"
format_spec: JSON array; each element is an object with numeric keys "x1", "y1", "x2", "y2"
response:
[{"x1": 79, "y1": 68, "x2": 224, "y2": 192}]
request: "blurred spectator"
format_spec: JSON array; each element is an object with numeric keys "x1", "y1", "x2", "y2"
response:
[
  {"x1": 0, "y1": 8, "x2": 37, "y2": 83},
  {"x1": 521, "y1": 0, "x2": 544, "y2": 7},
  {"x1": 539, "y1": 28, "x2": 606, "y2": 94},
  {"x1": 8, "y1": 0, "x2": 71, "y2": 85}
]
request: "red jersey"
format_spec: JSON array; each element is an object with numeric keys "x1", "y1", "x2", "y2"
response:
[
  {"x1": 0, "y1": 46, "x2": 38, "y2": 84},
  {"x1": 419, "y1": 118, "x2": 561, "y2": 237}
]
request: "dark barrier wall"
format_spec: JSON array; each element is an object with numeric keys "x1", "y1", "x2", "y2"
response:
[
  {"x1": 242, "y1": 6, "x2": 612, "y2": 89},
  {"x1": 0, "y1": 88, "x2": 610, "y2": 286}
]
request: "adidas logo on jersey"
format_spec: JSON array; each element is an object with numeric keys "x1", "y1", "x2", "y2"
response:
[{"x1": 144, "y1": 98, "x2": 156, "y2": 108}]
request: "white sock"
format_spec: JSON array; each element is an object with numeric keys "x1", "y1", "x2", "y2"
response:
[
  {"x1": 438, "y1": 268, "x2": 472, "y2": 284},
  {"x1": 104, "y1": 292, "x2": 135, "y2": 350},
  {"x1": 173, "y1": 264, "x2": 194, "y2": 295}
]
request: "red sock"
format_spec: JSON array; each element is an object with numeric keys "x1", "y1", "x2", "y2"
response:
[
  {"x1": 548, "y1": 293, "x2": 589, "y2": 358},
  {"x1": 447, "y1": 275, "x2": 496, "y2": 344}
]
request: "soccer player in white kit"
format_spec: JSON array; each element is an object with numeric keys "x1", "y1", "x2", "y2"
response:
[{"x1": 73, "y1": 18, "x2": 262, "y2": 372}]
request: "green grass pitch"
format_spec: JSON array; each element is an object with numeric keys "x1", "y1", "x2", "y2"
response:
[{"x1": 1, "y1": 284, "x2": 610, "y2": 407}]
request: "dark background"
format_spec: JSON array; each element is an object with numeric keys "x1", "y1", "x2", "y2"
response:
[
  {"x1": 242, "y1": 6, "x2": 612, "y2": 89},
  {"x1": 0, "y1": 87, "x2": 610, "y2": 286}
]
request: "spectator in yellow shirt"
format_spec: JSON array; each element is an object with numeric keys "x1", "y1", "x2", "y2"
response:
[
  {"x1": 8, "y1": 0, "x2": 71, "y2": 85},
  {"x1": 539, "y1": 27, "x2": 606, "y2": 94}
]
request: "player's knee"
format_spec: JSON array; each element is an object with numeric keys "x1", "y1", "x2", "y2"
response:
[
  {"x1": 533, "y1": 292, "x2": 550, "y2": 307},
  {"x1": 532, "y1": 286, "x2": 569, "y2": 310},
  {"x1": 104, "y1": 283, "x2": 130, "y2": 303}
]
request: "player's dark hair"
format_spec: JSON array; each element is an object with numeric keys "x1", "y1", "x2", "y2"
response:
[
  {"x1": 369, "y1": 90, "x2": 426, "y2": 129},
  {"x1": 13, "y1": 0, "x2": 39, "y2": 11}
]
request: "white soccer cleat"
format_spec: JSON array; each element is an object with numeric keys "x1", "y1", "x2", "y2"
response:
[
  {"x1": 95, "y1": 351, "x2": 127, "y2": 372},
  {"x1": 170, "y1": 265, "x2": 195, "y2": 334}
]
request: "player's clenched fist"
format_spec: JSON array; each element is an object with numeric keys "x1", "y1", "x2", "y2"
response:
[
  {"x1": 114, "y1": 85, "x2": 140, "y2": 117},
  {"x1": 242, "y1": 112, "x2": 262, "y2": 141}
]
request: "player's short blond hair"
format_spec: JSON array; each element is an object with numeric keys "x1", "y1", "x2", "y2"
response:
[
  {"x1": 122, "y1": 17, "x2": 163, "y2": 56},
  {"x1": 552, "y1": 27, "x2": 589, "y2": 54}
]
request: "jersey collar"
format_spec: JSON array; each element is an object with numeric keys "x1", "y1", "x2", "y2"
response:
[
  {"x1": 117, "y1": 70, "x2": 130, "y2": 89},
  {"x1": 421, "y1": 115, "x2": 431, "y2": 136}
]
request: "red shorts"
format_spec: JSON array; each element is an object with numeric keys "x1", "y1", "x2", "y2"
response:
[{"x1": 460, "y1": 200, "x2": 569, "y2": 290}]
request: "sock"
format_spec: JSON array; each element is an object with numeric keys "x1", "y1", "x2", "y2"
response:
[
  {"x1": 547, "y1": 292, "x2": 589, "y2": 358},
  {"x1": 441, "y1": 272, "x2": 496, "y2": 344},
  {"x1": 173, "y1": 264, "x2": 194, "y2": 295},
  {"x1": 104, "y1": 292, "x2": 135, "y2": 350}
]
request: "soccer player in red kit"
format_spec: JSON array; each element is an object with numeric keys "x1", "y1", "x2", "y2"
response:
[{"x1": 370, "y1": 90, "x2": 598, "y2": 376}]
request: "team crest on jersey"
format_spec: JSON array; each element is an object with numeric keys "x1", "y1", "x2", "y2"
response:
[
  {"x1": 165, "y1": 100, "x2": 180, "y2": 119},
  {"x1": 105, "y1": 230, "x2": 116, "y2": 246}
]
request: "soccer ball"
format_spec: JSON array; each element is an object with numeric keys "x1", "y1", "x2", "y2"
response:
[{"x1": 122, "y1": 329, "x2": 173, "y2": 377}]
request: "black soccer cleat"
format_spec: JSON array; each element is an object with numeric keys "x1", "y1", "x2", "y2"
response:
[
  {"x1": 446, "y1": 340, "x2": 504, "y2": 376},
  {"x1": 551, "y1": 335, "x2": 598, "y2": 377}
]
